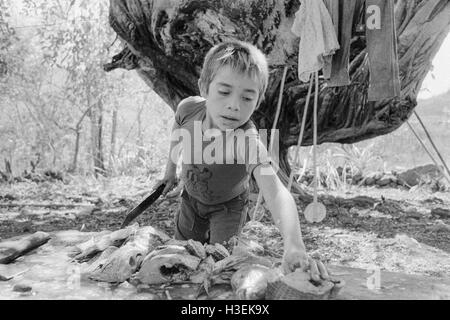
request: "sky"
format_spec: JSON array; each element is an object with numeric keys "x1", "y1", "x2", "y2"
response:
[{"x1": 418, "y1": 33, "x2": 450, "y2": 100}]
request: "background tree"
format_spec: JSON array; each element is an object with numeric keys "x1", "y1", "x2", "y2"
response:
[
  {"x1": 21, "y1": 0, "x2": 117, "y2": 175},
  {"x1": 1, "y1": 0, "x2": 173, "y2": 177},
  {"x1": 105, "y1": 0, "x2": 450, "y2": 188}
]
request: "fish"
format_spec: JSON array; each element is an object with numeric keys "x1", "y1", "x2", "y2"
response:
[
  {"x1": 0, "y1": 231, "x2": 51, "y2": 264},
  {"x1": 80, "y1": 246, "x2": 118, "y2": 279},
  {"x1": 72, "y1": 225, "x2": 138, "y2": 262},
  {"x1": 231, "y1": 265, "x2": 282, "y2": 300},
  {"x1": 87, "y1": 245, "x2": 144, "y2": 283},
  {"x1": 266, "y1": 269, "x2": 345, "y2": 300},
  {"x1": 85, "y1": 226, "x2": 171, "y2": 283},
  {"x1": 135, "y1": 253, "x2": 201, "y2": 285}
]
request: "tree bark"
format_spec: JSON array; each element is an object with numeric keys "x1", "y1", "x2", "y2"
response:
[
  {"x1": 71, "y1": 127, "x2": 81, "y2": 173},
  {"x1": 89, "y1": 100, "x2": 106, "y2": 177},
  {"x1": 137, "y1": 105, "x2": 145, "y2": 161},
  {"x1": 97, "y1": 100, "x2": 105, "y2": 173},
  {"x1": 105, "y1": 0, "x2": 450, "y2": 176},
  {"x1": 109, "y1": 105, "x2": 118, "y2": 174}
]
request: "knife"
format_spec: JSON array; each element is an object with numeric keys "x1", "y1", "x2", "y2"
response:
[{"x1": 121, "y1": 183, "x2": 166, "y2": 228}]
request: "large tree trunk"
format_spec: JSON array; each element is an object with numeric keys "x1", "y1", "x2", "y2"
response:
[{"x1": 105, "y1": 0, "x2": 450, "y2": 177}]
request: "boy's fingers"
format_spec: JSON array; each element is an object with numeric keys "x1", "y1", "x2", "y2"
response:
[
  {"x1": 154, "y1": 180, "x2": 166, "y2": 192},
  {"x1": 316, "y1": 260, "x2": 330, "y2": 280},
  {"x1": 161, "y1": 183, "x2": 171, "y2": 196},
  {"x1": 281, "y1": 262, "x2": 289, "y2": 275},
  {"x1": 281, "y1": 260, "x2": 296, "y2": 275},
  {"x1": 308, "y1": 258, "x2": 321, "y2": 282}
]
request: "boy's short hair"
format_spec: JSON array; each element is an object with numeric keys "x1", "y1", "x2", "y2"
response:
[{"x1": 198, "y1": 40, "x2": 269, "y2": 107}]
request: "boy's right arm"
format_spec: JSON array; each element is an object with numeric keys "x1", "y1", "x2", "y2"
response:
[
  {"x1": 155, "y1": 122, "x2": 181, "y2": 196},
  {"x1": 155, "y1": 96, "x2": 200, "y2": 196}
]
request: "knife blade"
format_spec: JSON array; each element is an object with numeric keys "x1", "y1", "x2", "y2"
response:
[{"x1": 121, "y1": 183, "x2": 166, "y2": 228}]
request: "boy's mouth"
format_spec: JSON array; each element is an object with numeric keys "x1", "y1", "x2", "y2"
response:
[{"x1": 221, "y1": 115, "x2": 239, "y2": 122}]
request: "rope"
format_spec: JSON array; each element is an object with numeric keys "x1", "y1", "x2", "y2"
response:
[
  {"x1": 287, "y1": 73, "x2": 314, "y2": 192},
  {"x1": 251, "y1": 66, "x2": 288, "y2": 221},
  {"x1": 406, "y1": 121, "x2": 450, "y2": 185},
  {"x1": 312, "y1": 71, "x2": 320, "y2": 204},
  {"x1": 413, "y1": 111, "x2": 450, "y2": 179}
]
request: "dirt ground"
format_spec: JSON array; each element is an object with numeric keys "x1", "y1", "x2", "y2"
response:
[{"x1": 1, "y1": 176, "x2": 449, "y2": 278}]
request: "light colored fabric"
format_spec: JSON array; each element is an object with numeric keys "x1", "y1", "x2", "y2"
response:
[{"x1": 291, "y1": 0, "x2": 340, "y2": 83}]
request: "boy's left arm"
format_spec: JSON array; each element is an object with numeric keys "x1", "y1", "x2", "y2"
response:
[{"x1": 253, "y1": 164, "x2": 328, "y2": 280}]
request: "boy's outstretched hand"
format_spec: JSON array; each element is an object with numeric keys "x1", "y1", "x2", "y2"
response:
[{"x1": 282, "y1": 247, "x2": 330, "y2": 282}]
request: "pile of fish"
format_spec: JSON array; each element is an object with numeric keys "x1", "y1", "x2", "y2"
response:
[{"x1": 69, "y1": 224, "x2": 343, "y2": 300}]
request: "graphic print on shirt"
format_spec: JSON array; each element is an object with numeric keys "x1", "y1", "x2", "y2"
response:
[{"x1": 185, "y1": 165, "x2": 214, "y2": 200}]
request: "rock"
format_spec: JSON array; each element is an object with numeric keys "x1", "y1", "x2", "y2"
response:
[
  {"x1": 427, "y1": 221, "x2": 450, "y2": 233},
  {"x1": 398, "y1": 164, "x2": 443, "y2": 187},
  {"x1": 373, "y1": 172, "x2": 383, "y2": 180},
  {"x1": 352, "y1": 173, "x2": 363, "y2": 184},
  {"x1": 431, "y1": 208, "x2": 450, "y2": 219},
  {"x1": 398, "y1": 172, "x2": 420, "y2": 187},
  {"x1": 0, "y1": 273, "x2": 12, "y2": 281},
  {"x1": 13, "y1": 284, "x2": 32, "y2": 293},
  {"x1": 376, "y1": 177, "x2": 391, "y2": 187},
  {"x1": 405, "y1": 208, "x2": 422, "y2": 220},
  {"x1": 377, "y1": 176, "x2": 392, "y2": 187},
  {"x1": 77, "y1": 205, "x2": 96, "y2": 216},
  {"x1": 19, "y1": 208, "x2": 33, "y2": 216},
  {"x1": 365, "y1": 178, "x2": 376, "y2": 186},
  {"x1": 396, "y1": 177, "x2": 408, "y2": 187}
]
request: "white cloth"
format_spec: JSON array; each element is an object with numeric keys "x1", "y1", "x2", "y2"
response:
[{"x1": 291, "y1": 0, "x2": 340, "y2": 83}]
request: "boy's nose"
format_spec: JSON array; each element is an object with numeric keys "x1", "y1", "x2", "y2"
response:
[{"x1": 227, "y1": 96, "x2": 240, "y2": 111}]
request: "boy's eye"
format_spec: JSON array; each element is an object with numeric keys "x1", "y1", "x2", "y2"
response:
[
  {"x1": 243, "y1": 97, "x2": 254, "y2": 102},
  {"x1": 218, "y1": 90, "x2": 230, "y2": 95}
]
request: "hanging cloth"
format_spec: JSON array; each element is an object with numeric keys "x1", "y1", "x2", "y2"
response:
[
  {"x1": 365, "y1": 0, "x2": 401, "y2": 101},
  {"x1": 291, "y1": 0, "x2": 340, "y2": 83},
  {"x1": 324, "y1": 0, "x2": 358, "y2": 87}
]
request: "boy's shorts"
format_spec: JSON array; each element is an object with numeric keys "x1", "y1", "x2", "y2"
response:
[{"x1": 174, "y1": 188, "x2": 249, "y2": 245}]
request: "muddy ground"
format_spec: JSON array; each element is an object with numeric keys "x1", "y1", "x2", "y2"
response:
[{"x1": 1, "y1": 176, "x2": 449, "y2": 278}]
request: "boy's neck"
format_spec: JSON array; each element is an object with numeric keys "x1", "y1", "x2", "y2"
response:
[{"x1": 202, "y1": 110, "x2": 221, "y2": 133}]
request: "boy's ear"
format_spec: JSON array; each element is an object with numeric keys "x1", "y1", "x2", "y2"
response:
[{"x1": 198, "y1": 79, "x2": 207, "y2": 97}]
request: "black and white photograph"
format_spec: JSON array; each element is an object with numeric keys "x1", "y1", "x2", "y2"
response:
[{"x1": 0, "y1": 0, "x2": 449, "y2": 304}]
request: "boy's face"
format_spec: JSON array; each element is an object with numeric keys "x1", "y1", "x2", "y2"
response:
[{"x1": 201, "y1": 65, "x2": 260, "y2": 131}]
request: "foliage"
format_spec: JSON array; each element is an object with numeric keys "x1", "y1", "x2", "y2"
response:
[
  {"x1": 0, "y1": 0, "x2": 17, "y2": 76},
  {"x1": 331, "y1": 143, "x2": 384, "y2": 177},
  {"x1": 0, "y1": 0, "x2": 173, "y2": 177}
]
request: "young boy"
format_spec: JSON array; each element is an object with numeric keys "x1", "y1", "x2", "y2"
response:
[{"x1": 156, "y1": 40, "x2": 328, "y2": 279}]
